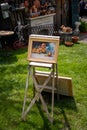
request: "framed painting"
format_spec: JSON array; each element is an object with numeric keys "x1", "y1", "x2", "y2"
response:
[{"x1": 27, "y1": 34, "x2": 60, "y2": 63}]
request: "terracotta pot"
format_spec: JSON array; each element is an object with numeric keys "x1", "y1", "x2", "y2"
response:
[
  {"x1": 65, "y1": 41, "x2": 73, "y2": 46},
  {"x1": 72, "y1": 36, "x2": 79, "y2": 43}
]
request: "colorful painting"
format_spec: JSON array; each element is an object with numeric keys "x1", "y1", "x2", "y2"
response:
[{"x1": 27, "y1": 34, "x2": 60, "y2": 63}]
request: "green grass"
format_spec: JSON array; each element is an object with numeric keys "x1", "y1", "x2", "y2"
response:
[{"x1": 0, "y1": 43, "x2": 87, "y2": 130}]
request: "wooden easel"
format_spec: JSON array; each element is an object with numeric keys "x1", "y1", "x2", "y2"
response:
[{"x1": 21, "y1": 61, "x2": 58, "y2": 124}]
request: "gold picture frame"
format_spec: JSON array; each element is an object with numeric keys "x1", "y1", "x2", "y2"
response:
[{"x1": 27, "y1": 34, "x2": 60, "y2": 63}]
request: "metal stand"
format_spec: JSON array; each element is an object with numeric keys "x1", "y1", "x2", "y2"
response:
[
  {"x1": 22, "y1": 62, "x2": 58, "y2": 124},
  {"x1": 59, "y1": 30, "x2": 73, "y2": 43}
]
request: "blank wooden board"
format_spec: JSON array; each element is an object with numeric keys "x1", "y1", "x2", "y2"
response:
[{"x1": 35, "y1": 71, "x2": 73, "y2": 96}]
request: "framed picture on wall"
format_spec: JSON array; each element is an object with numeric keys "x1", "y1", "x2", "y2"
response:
[{"x1": 27, "y1": 34, "x2": 60, "y2": 63}]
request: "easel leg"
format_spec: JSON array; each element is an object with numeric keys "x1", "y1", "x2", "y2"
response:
[
  {"x1": 56, "y1": 64, "x2": 59, "y2": 100},
  {"x1": 39, "y1": 93, "x2": 53, "y2": 124},
  {"x1": 22, "y1": 66, "x2": 31, "y2": 120},
  {"x1": 22, "y1": 92, "x2": 40, "y2": 120},
  {"x1": 51, "y1": 65, "x2": 55, "y2": 124}
]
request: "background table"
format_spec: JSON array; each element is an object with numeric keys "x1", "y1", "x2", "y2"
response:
[
  {"x1": 0, "y1": 30, "x2": 14, "y2": 36},
  {"x1": 0, "y1": 30, "x2": 14, "y2": 48},
  {"x1": 0, "y1": 30, "x2": 14, "y2": 56}
]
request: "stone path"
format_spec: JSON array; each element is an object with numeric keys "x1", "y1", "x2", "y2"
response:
[
  {"x1": 78, "y1": 16, "x2": 87, "y2": 43},
  {"x1": 79, "y1": 33, "x2": 87, "y2": 43}
]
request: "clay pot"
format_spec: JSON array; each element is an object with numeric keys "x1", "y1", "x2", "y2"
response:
[
  {"x1": 65, "y1": 41, "x2": 73, "y2": 46},
  {"x1": 72, "y1": 36, "x2": 79, "y2": 43}
]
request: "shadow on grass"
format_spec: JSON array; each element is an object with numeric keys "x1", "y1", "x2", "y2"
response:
[
  {"x1": 0, "y1": 48, "x2": 27, "y2": 64},
  {"x1": 36, "y1": 92, "x2": 77, "y2": 130},
  {"x1": 59, "y1": 95, "x2": 77, "y2": 111},
  {"x1": 0, "y1": 52, "x2": 18, "y2": 64},
  {"x1": 0, "y1": 87, "x2": 77, "y2": 130},
  {"x1": 0, "y1": 64, "x2": 28, "y2": 75},
  {"x1": 36, "y1": 102, "x2": 51, "y2": 130},
  {"x1": 57, "y1": 95, "x2": 77, "y2": 130},
  {"x1": 20, "y1": 92, "x2": 77, "y2": 130}
]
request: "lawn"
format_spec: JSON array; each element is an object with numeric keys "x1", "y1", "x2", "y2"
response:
[{"x1": 0, "y1": 42, "x2": 87, "y2": 130}]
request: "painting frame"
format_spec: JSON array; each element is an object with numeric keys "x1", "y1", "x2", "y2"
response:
[{"x1": 27, "y1": 34, "x2": 60, "y2": 64}]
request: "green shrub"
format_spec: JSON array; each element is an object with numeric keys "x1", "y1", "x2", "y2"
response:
[{"x1": 80, "y1": 21, "x2": 87, "y2": 32}]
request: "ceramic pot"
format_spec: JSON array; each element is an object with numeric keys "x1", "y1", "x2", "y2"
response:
[
  {"x1": 65, "y1": 41, "x2": 73, "y2": 46},
  {"x1": 72, "y1": 36, "x2": 79, "y2": 43}
]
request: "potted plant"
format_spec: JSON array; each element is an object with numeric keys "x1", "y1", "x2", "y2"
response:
[{"x1": 79, "y1": 21, "x2": 87, "y2": 33}]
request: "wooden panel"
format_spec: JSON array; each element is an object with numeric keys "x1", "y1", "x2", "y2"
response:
[
  {"x1": 35, "y1": 71, "x2": 73, "y2": 96},
  {"x1": 29, "y1": 13, "x2": 56, "y2": 26}
]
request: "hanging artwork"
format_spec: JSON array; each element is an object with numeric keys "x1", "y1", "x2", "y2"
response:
[{"x1": 27, "y1": 34, "x2": 60, "y2": 63}]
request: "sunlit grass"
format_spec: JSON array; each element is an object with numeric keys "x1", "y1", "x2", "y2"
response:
[{"x1": 0, "y1": 43, "x2": 87, "y2": 130}]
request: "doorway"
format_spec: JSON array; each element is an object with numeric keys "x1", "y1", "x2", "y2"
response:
[{"x1": 55, "y1": 0, "x2": 71, "y2": 28}]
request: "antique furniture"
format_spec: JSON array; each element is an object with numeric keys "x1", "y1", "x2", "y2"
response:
[{"x1": 22, "y1": 34, "x2": 60, "y2": 124}]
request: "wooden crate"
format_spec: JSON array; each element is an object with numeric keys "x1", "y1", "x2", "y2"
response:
[{"x1": 35, "y1": 71, "x2": 73, "y2": 96}]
